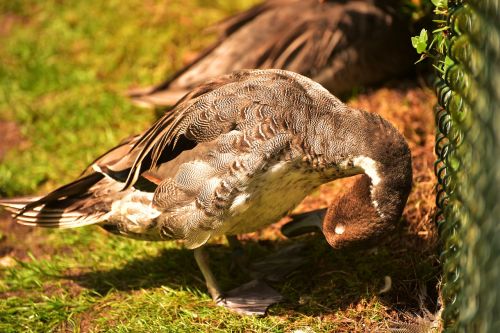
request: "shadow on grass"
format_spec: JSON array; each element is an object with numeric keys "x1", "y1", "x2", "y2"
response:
[
  {"x1": 68, "y1": 246, "x2": 204, "y2": 295},
  {"x1": 66, "y1": 234, "x2": 439, "y2": 316},
  {"x1": 67, "y1": 239, "x2": 310, "y2": 295}
]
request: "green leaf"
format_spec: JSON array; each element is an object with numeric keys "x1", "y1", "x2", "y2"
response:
[
  {"x1": 431, "y1": 0, "x2": 448, "y2": 9},
  {"x1": 411, "y1": 29, "x2": 428, "y2": 54},
  {"x1": 443, "y1": 55, "x2": 455, "y2": 73}
]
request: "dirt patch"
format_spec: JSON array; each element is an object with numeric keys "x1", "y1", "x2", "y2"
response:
[
  {"x1": 57, "y1": 293, "x2": 125, "y2": 332},
  {"x1": 0, "y1": 279, "x2": 84, "y2": 301},
  {"x1": 0, "y1": 212, "x2": 34, "y2": 257},
  {"x1": 0, "y1": 120, "x2": 28, "y2": 161},
  {"x1": 43, "y1": 279, "x2": 85, "y2": 298},
  {"x1": 0, "y1": 14, "x2": 28, "y2": 37},
  {"x1": 0, "y1": 288, "x2": 28, "y2": 299},
  {"x1": 0, "y1": 211, "x2": 69, "y2": 261}
]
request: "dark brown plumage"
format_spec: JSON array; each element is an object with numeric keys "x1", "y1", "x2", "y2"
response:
[{"x1": 129, "y1": 0, "x2": 415, "y2": 107}]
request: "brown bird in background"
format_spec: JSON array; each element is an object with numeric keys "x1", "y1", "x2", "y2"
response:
[{"x1": 129, "y1": 0, "x2": 416, "y2": 108}]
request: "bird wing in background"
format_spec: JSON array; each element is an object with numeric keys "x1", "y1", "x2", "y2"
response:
[{"x1": 129, "y1": 0, "x2": 414, "y2": 107}]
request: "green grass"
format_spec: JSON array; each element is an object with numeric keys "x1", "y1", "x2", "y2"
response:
[
  {"x1": 0, "y1": 0, "x2": 257, "y2": 196},
  {"x1": 0, "y1": 224, "x2": 438, "y2": 332},
  {"x1": 0, "y1": 1, "x2": 438, "y2": 331}
]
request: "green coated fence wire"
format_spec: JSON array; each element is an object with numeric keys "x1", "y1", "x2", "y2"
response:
[{"x1": 433, "y1": 0, "x2": 499, "y2": 332}]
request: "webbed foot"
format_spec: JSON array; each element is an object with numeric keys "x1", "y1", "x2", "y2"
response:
[
  {"x1": 216, "y1": 279, "x2": 283, "y2": 316},
  {"x1": 194, "y1": 247, "x2": 283, "y2": 316}
]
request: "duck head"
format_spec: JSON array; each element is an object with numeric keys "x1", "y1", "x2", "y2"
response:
[
  {"x1": 322, "y1": 112, "x2": 413, "y2": 249},
  {"x1": 321, "y1": 174, "x2": 403, "y2": 249}
]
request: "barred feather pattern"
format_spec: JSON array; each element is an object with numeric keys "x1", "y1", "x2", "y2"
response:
[{"x1": 1, "y1": 69, "x2": 412, "y2": 250}]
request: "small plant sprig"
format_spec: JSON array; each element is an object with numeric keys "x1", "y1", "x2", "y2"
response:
[{"x1": 411, "y1": 0, "x2": 454, "y2": 77}]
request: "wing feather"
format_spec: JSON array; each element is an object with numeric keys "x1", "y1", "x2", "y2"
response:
[{"x1": 123, "y1": 70, "x2": 322, "y2": 190}]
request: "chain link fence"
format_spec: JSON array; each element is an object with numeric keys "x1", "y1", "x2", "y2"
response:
[{"x1": 433, "y1": 0, "x2": 499, "y2": 331}]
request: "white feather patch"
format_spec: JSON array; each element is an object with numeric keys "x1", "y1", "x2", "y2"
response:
[
  {"x1": 109, "y1": 192, "x2": 161, "y2": 233},
  {"x1": 230, "y1": 193, "x2": 251, "y2": 213},
  {"x1": 353, "y1": 156, "x2": 381, "y2": 186},
  {"x1": 353, "y1": 156, "x2": 385, "y2": 219}
]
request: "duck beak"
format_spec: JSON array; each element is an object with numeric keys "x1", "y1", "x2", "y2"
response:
[{"x1": 280, "y1": 208, "x2": 325, "y2": 238}]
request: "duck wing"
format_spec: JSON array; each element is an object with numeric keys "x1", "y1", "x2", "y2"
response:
[
  {"x1": 124, "y1": 69, "x2": 335, "y2": 190},
  {"x1": 120, "y1": 69, "x2": 337, "y2": 247}
]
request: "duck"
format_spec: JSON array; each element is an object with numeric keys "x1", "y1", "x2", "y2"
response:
[
  {"x1": 0, "y1": 69, "x2": 412, "y2": 315},
  {"x1": 129, "y1": 0, "x2": 415, "y2": 108}
]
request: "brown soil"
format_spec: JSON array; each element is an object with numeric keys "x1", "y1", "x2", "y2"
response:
[
  {"x1": 0, "y1": 211, "x2": 64, "y2": 261},
  {"x1": 0, "y1": 120, "x2": 28, "y2": 161},
  {"x1": 0, "y1": 212, "x2": 34, "y2": 258},
  {"x1": 0, "y1": 14, "x2": 26, "y2": 37},
  {"x1": 0, "y1": 278, "x2": 84, "y2": 301}
]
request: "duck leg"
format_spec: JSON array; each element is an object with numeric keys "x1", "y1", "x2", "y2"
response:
[
  {"x1": 193, "y1": 247, "x2": 283, "y2": 316},
  {"x1": 193, "y1": 247, "x2": 223, "y2": 304}
]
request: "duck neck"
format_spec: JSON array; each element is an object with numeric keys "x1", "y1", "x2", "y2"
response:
[{"x1": 351, "y1": 153, "x2": 412, "y2": 224}]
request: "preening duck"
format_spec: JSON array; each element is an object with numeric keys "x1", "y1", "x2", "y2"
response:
[
  {"x1": 0, "y1": 69, "x2": 412, "y2": 315},
  {"x1": 129, "y1": 0, "x2": 415, "y2": 107}
]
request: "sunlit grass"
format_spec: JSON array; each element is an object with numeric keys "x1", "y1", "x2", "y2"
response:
[
  {"x1": 0, "y1": 221, "x2": 433, "y2": 332},
  {"x1": 0, "y1": 1, "x2": 437, "y2": 331},
  {"x1": 0, "y1": 0, "x2": 258, "y2": 195}
]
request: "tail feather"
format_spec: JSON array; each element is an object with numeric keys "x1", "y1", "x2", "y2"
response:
[
  {"x1": 15, "y1": 213, "x2": 103, "y2": 229},
  {"x1": 13, "y1": 210, "x2": 79, "y2": 218},
  {"x1": 18, "y1": 173, "x2": 104, "y2": 215},
  {"x1": 0, "y1": 172, "x2": 107, "y2": 229},
  {"x1": 0, "y1": 196, "x2": 42, "y2": 214}
]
